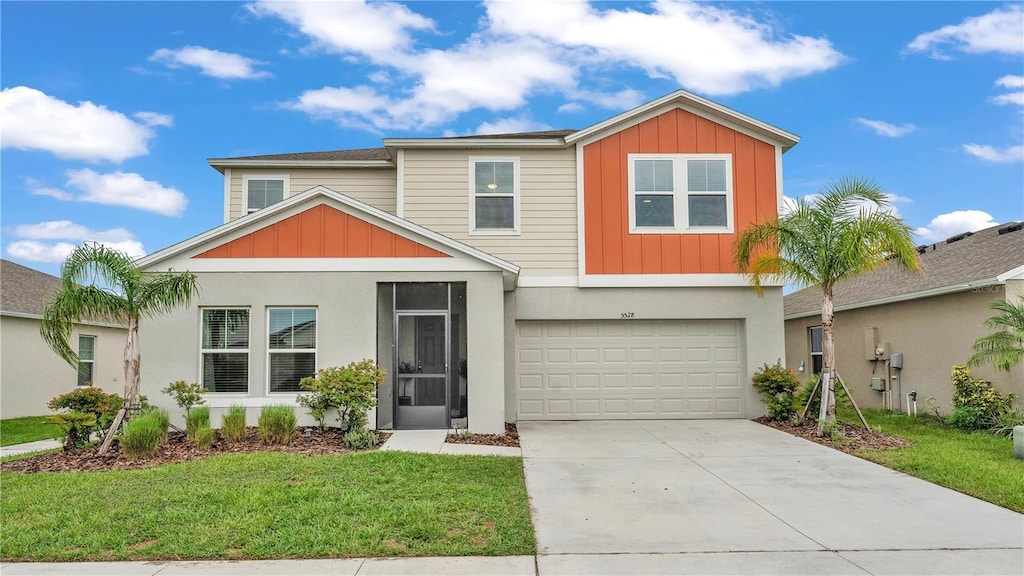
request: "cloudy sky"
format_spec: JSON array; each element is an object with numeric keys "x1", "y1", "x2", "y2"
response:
[{"x1": 2, "y1": 1, "x2": 1022, "y2": 275}]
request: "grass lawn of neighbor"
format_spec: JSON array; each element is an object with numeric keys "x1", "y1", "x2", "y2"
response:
[
  {"x1": 0, "y1": 416, "x2": 60, "y2": 447},
  {"x1": 1, "y1": 451, "x2": 535, "y2": 561}
]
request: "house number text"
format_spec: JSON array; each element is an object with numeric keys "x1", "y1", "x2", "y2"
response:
[{"x1": 620, "y1": 312, "x2": 635, "y2": 319}]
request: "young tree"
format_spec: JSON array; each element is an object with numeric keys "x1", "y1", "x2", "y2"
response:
[
  {"x1": 734, "y1": 177, "x2": 920, "y2": 434},
  {"x1": 40, "y1": 243, "x2": 199, "y2": 452},
  {"x1": 968, "y1": 297, "x2": 1024, "y2": 371}
]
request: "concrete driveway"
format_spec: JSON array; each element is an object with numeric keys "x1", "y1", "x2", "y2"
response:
[{"x1": 519, "y1": 420, "x2": 1024, "y2": 575}]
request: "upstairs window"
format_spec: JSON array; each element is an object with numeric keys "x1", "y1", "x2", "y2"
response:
[
  {"x1": 245, "y1": 176, "x2": 289, "y2": 213},
  {"x1": 628, "y1": 154, "x2": 733, "y2": 233},
  {"x1": 470, "y1": 158, "x2": 519, "y2": 234},
  {"x1": 77, "y1": 335, "x2": 95, "y2": 386}
]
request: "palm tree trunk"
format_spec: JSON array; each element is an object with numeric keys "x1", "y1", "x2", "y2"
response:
[
  {"x1": 817, "y1": 287, "x2": 837, "y2": 435},
  {"x1": 124, "y1": 315, "x2": 142, "y2": 410}
]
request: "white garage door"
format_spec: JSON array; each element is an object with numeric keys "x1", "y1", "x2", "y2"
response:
[{"x1": 516, "y1": 320, "x2": 743, "y2": 420}]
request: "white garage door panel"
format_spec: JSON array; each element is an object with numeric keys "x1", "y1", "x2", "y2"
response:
[{"x1": 516, "y1": 320, "x2": 743, "y2": 420}]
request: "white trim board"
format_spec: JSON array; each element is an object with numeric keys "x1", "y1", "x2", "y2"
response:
[
  {"x1": 578, "y1": 273, "x2": 778, "y2": 288},
  {"x1": 153, "y1": 258, "x2": 507, "y2": 273}
]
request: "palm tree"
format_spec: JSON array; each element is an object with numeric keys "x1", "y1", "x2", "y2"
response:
[
  {"x1": 968, "y1": 297, "x2": 1024, "y2": 371},
  {"x1": 734, "y1": 176, "x2": 920, "y2": 434},
  {"x1": 41, "y1": 243, "x2": 199, "y2": 451}
]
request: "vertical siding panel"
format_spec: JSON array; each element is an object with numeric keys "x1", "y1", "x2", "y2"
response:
[
  {"x1": 642, "y1": 235, "x2": 662, "y2": 272},
  {"x1": 198, "y1": 245, "x2": 230, "y2": 258},
  {"x1": 657, "y1": 110, "x2": 678, "y2": 153},
  {"x1": 754, "y1": 142, "x2": 778, "y2": 224},
  {"x1": 681, "y1": 236, "x2": 701, "y2": 272},
  {"x1": 583, "y1": 143, "x2": 604, "y2": 274},
  {"x1": 637, "y1": 118, "x2": 659, "y2": 153},
  {"x1": 695, "y1": 117, "x2": 717, "y2": 153},
  {"x1": 662, "y1": 233, "x2": 681, "y2": 273},
  {"x1": 252, "y1": 226, "x2": 277, "y2": 257},
  {"x1": 716, "y1": 125, "x2": 738, "y2": 272},
  {"x1": 276, "y1": 216, "x2": 300, "y2": 258},
  {"x1": 322, "y1": 209, "x2": 347, "y2": 257},
  {"x1": 677, "y1": 110, "x2": 698, "y2": 153},
  {"x1": 600, "y1": 135, "x2": 624, "y2": 274},
  {"x1": 700, "y1": 236, "x2": 720, "y2": 273},
  {"x1": 228, "y1": 234, "x2": 252, "y2": 258},
  {"x1": 347, "y1": 217, "x2": 371, "y2": 257},
  {"x1": 734, "y1": 134, "x2": 758, "y2": 232},
  {"x1": 619, "y1": 127, "x2": 643, "y2": 274},
  {"x1": 299, "y1": 206, "x2": 324, "y2": 257},
  {"x1": 370, "y1": 226, "x2": 395, "y2": 257},
  {"x1": 394, "y1": 236, "x2": 417, "y2": 257}
]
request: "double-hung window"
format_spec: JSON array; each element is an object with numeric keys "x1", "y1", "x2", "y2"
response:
[
  {"x1": 628, "y1": 154, "x2": 733, "y2": 233},
  {"x1": 809, "y1": 326, "x2": 823, "y2": 375},
  {"x1": 245, "y1": 175, "x2": 289, "y2": 213},
  {"x1": 469, "y1": 158, "x2": 519, "y2": 234},
  {"x1": 201, "y1": 308, "x2": 250, "y2": 393},
  {"x1": 268, "y1": 308, "x2": 316, "y2": 393},
  {"x1": 77, "y1": 335, "x2": 95, "y2": 386}
]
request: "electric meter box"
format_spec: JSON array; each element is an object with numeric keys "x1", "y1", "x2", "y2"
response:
[
  {"x1": 871, "y1": 377, "x2": 886, "y2": 391},
  {"x1": 890, "y1": 352, "x2": 903, "y2": 369}
]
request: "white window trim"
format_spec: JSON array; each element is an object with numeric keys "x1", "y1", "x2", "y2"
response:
[
  {"x1": 243, "y1": 174, "x2": 291, "y2": 214},
  {"x1": 468, "y1": 156, "x2": 521, "y2": 236},
  {"x1": 199, "y1": 307, "x2": 251, "y2": 394},
  {"x1": 627, "y1": 153, "x2": 734, "y2": 234},
  {"x1": 77, "y1": 335, "x2": 96, "y2": 386},
  {"x1": 266, "y1": 307, "x2": 318, "y2": 396}
]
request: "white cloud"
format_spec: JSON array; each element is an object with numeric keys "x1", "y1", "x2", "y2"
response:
[
  {"x1": 996, "y1": 75, "x2": 1024, "y2": 88},
  {"x1": 907, "y1": 5, "x2": 1024, "y2": 58},
  {"x1": 484, "y1": 0, "x2": 844, "y2": 95},
  {"x1": 134, "y1": 111, "x2": 174, "y2": 127},
  {"x1": 914, "y1": 210, "x2": 997, "y2": 242},
  {"x1": 557, "y1": 102, "x2": 585, "y2": 113},
  {"x1": 0, "y1": 86, "x2": 163, "y2": 163},
  {"x1": 963, "y1": 143, "x2": 1024, "y2": 163},
  {"x1": 150, "y1": 46, "x2": 272, "y2": 79},
  {"x1": 854, "y1": 118, "x2": 916, "y2": 137},
  {"x1": 474, "y1": 116, "x2": 553, "y2": 135},
  {"x1": 6, "y1": 220, "x2": 145, "y2": 263},
  {"x1": 255, "y1": 0, "x2": 843, "y2": 131},
  {"x1": 991, "y1": 75, "x2": 1024, "y2": 106},
  {"x1": 63, "y1": 169, "x2": 188, "y2": 216}
]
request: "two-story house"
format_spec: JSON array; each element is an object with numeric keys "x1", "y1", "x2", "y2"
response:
[{"x1": 138, "y1": 90, "x2": 798, "y2": 433}]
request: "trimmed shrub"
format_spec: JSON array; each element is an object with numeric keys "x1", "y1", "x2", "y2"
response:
[
  {"x1": 258, "y1": 405, "x2": 297, "y2": 445},
  {"x1": 751, "y1": 361, "x2": 800, "y2": 421},
  {"x1": 46, "y1": 411, "x2": 96, "y2": 451},
  {"x1": 221, "y1": 405, "x2": 247, "y2": 443},
  {"x1": 148, "y1": 408, "x2": 171, "y2": 445},
  {"x1": 121, "y1": 412, "x2": 165, "y2": 459},
  {"x1": 161, "y1": 380, "x2": 207, "y2": 419},
  {"x1": 186, "y1": 406, "x2": 211, "y2": 441},
  {"x1": 343, "y1": 427, "x2": 379, "y2": 450},
  {"x1": 950, "y1": 365, "x2": 1016, "y2": 430},
  {"x1": 298, "y1": 360, "x2": 386, "y2": 430},
  {"x1": 48, "y1": 387, "x2": 124, "y2": 436},
  {"x1": 194, "y1": 424, "x2": 214, "y2": 451}
]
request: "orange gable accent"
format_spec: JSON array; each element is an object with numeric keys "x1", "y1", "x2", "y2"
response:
[
  {"x1": 194, "y1": 205, "x2": 450, "y2": 258},
  {"x1": 583, "y1": 107, "x2": 777, "y2": 275}
]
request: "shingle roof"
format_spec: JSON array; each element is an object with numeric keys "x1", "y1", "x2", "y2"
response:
[
  {"x1": 784, "y1": 223, "x2": 1024, "y2": 317},
  {"x1": 442, "y1": 129, "x2": 577, "y2": 140},
  {"x1": 211, "y1": 147, "x2": 392, "y2": 162},
  {"x1": 1, "y1": 260, "x2": 63, "y2": 316}
]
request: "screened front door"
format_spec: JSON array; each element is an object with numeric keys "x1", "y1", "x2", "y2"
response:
[{"x1": 395, "y1": 313, "x2": 448, "y2": 429}]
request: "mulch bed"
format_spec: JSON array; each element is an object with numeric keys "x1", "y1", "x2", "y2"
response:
[
  {"x1": 445, "y1": 422, "x2": 520, "y2": 447},
  {"x1": 755, "y1": 416, "x2": 913, "y2": 454},
  {"x1": 1, "y1": 428, "x2": 391, "y2": 474}
]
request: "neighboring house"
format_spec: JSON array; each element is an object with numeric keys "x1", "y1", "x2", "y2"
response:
[
  {"x1": 138, "y1": 90, "x2": 798, "y2": 433},
  {"x1": 784, "y1": 223, "x2": 1024, "y2": 413},
  {"x1": 0, "y1": 260, "x2": 127, "y2": 419}
]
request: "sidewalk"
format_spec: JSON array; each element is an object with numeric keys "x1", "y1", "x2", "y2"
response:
[{"x1": 0, "y1": 438, "x2": 61, "y2": 458}]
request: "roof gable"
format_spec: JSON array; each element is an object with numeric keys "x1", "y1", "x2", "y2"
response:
[{"x1": 194, "y1": 204, "x2": 449, "y2": 259}]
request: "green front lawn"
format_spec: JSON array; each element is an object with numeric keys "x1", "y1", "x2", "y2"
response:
[
  {"x1": 843, "y1": 408, "x2": 1024, "y2": 513},
  {"x1": 0, "y1": 416, "x2": 60, "y2": 446},
  {"x1": 1, "y1": 451, "x2": 535, "y2": 561}
]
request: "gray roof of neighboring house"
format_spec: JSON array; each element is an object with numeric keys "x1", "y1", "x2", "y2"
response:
[
  {"x1": 1, "y1": 259, "x2": 63, "y2": 317},
  {"x1": 784, "y1": 222, "x2": 1024, "y2": 318},
  {"x1": 208, "y1": 129, "x2": 579, "y2": 163}
]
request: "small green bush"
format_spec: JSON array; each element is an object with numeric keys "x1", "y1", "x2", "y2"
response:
[
  {"x1": 947, "y1": 406, "x2": 987, "y2": 431},
  {"x1": 950, "y1": 365, "x2": 1016, "y2": 430},
  {"x1": 259, "y1": 405, "x2": 297, "y2": 445},
  {"x1": 795, "y1": 376, "x2": 847, "y2": 416},
  {"x1": 45, "y1": 411, "x2": 96, "y2": 451},
  {"x1": 298, "y1": 360, "x2": 386, "y2": 430},
  {"x1": 751, "y1": 361, "x2": 800, "y2": 421},
  {"x1": 48, "y1": 387, "x2": 124, "y2": 437},
  {"x1": 186, "y1": 406, "x2": 211, "y2": 441},
  {"x1": 147, "y1": 408, "x2": 171, "y2": 445},
  {"x1": 194, "y1": 424, "x2": 214, "y2": 451},
  {"x1": 161, "y1": 380, "x2": 207, "y2": 418},
  {"x1": 343, "y1": 427, "x2": 379, "y2": 450},
  {"x1": 121, "y1": 412, "x2": 165, "y2": 459},
  {"x1": 221, "y1": 405, "x2": 247, "y2": 443}
]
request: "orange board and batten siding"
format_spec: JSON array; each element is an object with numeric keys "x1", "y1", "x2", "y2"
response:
[
  {"x1": 583, "y1": 108, "x2": 778, "y2": 275},
  {"x1": 194, "y1": 205, "x2": 450, "y2": 259}
]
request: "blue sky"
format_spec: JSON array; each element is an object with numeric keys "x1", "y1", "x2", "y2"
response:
[{"x1": 2, "y1": 1, "x2": 1022, "y2": 276}]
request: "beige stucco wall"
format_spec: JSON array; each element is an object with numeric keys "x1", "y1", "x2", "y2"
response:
[
  {"x1": 402, "y1": 148, "x2": 578, "y2": 277},
  {"x1": 138, "y1": 270, "x2": 507, "y2": 434},
  {"x1": 784, "y1": 282, "x2": 1024, "y2": 413},
  {"x1": 507, "y1": 286, "x2": 785, "y2": 419},
  {"x1": 1, "y1": 315, "x2": 126, "y2": 419},
  {"x1": 228, "y1": 168, "x2": 397, "y2": 220}
]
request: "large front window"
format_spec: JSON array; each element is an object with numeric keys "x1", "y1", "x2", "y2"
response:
[
  {"x1": 470, "y1": 158, "x2": 519, "y2": 234},
  {"x1": 628, "y1": 154, "x2": 733, "y2": 233},
  {"x1": 202, "y1": 308, "x2": 250, "y2": 393},
  {"x1": 268, "y1": 308, "x2": 316, "y2": 393}
]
